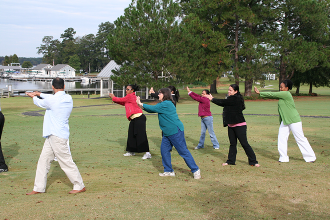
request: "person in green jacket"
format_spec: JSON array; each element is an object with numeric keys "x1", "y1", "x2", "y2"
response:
[
  {"x1": 137, "y1": 88, "x2": 201, "y2": 179},
  {"x1": 254, "y1": 80, "x2": 316, "y2": 163}
]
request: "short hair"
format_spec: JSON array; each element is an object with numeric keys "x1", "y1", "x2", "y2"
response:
[
  {"x1": 52, "y1": 77, "x2": 64, "y2": 89},
  {"x1": 128, "y1": 84, "x2": 139, "y2": 92},
  {"x1": 203, "y1": 89, "x2": 210, "y2": 94},
  {"x1": 282, "y1": 79, "x2": 293, "y2": 90},
  {"x1": 159, "y1": 88, "x2": 175, "y2": 105}
]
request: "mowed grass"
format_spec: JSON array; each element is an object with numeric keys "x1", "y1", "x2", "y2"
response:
[{"x1": 1, "y1": 82, "x2": 330, "y2": 219}]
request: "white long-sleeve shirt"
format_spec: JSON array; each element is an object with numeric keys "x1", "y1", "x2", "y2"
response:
[{"x1": 33, "y1": 91, "x2": 73, "y2": 139}]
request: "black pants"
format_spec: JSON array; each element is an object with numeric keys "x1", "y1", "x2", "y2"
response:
[
  {"x1": 226, "y1": 125, "x2": 258, "y2": 165},
  {"x1": 0, "y1": 112, "x2": 7, "y2": 169},
  {"x1": 126, "y1": 114, "x2": 149, "y2": 153}
]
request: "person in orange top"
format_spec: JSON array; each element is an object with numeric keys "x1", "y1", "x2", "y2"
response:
[{"x1": 109, "y1": 84, "x2": 151, "y2": 159}]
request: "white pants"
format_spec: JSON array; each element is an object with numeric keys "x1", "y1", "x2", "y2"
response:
[
  {"x1": 33, "y1": 135, "x2": 85, "y2": 192},
  {"x1": 278, "y1": 121, "x2": 316, "y2": 162}
]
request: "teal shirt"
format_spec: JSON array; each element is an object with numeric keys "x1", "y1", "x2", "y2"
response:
[
  {"x1": 142, "y1": 100, "x2": 184, "y2": 136},
  {"x1": 260, "y1": 91, "x2": 301, "y2": 125}
]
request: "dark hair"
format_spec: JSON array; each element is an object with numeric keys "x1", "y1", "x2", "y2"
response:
[
  {"x1": 52, "y1": 77, "x2": 64, "y2": 89},
  {"x1": 168, "y1": 85, "x2": 179, "y2": 102},
  {"x1": 281, "y1": 79, "x2": 293, "y2": 90},
  {"x1": 229, "y1": 84, "x2": 245, "y2": 110},
  {"x1": 159, "y1": 88, "x2": 175, "y2": 105},
  {"x1": 128, "y1": 84, "x2": 139, "y2": 92},
  {"x1": 203, "y1": 89, "x2": 210, "y2": 94}
]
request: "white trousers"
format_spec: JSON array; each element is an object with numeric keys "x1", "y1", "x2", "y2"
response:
[
  {"x1": 33, "y1": 135, "x2": 85, "y2": 192},
  {"x1": 278, "y1": 121, "x2": 316, "y2": 162}
]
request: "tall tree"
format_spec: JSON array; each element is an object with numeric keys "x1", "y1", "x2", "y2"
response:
[
  {"x1": 60, "y1": 28, "x2": 78, "y2": 64},
  {"x1": 108, "y1": 0, "x2": 190, "y2": 87},
  {"x1": 37, "y1": 36, "x2": 61, "y2": 64},
  {"x1": 274, "y1": 0, "x2": 330, "y2": 90},
  {"x1": 179, "y1": 0, "x2": 232, "y2": 93},
  {"x1": 68, "y1": 54, "x2": 81, "y2": 71},
  {"x1": 76, "y1": 34, "x2": 96, "y2": 72},
  {"x1": 12, "y1": 54, "x2": 19, "y2": 64},
  {"x1": 95, "y1": 22, "x2": 114, "y2": 70}
]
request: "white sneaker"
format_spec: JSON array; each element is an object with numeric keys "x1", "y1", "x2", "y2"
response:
[
  {"x1": 123, "y1": 152, "x2": 135, "y2": 156},
  {"x1": 159, "y1": 172, "x2": 175, "y2": 177},
  {"x1": 194, "y1": 147, "x2": 203, "y2": 150},
  {"x1": 193, "y1": 169, "x2": 201, "y2": 179},
  {"x1": 142, "y1": 153, "x2": 152, "y2": 159}
]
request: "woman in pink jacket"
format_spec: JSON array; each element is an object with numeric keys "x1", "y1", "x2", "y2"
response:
[
  {"x1": 110, "y1": 84, "x2": 151, "y2": 159},
  {"x1": 187, "y1": 87, "x2": 220, "y2": 150}
]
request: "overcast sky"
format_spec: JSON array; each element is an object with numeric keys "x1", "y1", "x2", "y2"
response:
[{"x1": 0, "y1": 0, "x2": 132, "y2": 58}]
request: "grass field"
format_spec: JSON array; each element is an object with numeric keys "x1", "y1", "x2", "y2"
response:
[{"x1": 0, "y1": 80, "x2": 330, "y2": 219}]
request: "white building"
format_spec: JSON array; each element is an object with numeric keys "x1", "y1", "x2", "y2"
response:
[
  {"x1": 32, "y1": 64, "x2": 53, "y2": 75},
  {"x1": 50, "y1": 64, "x2": 76, "y2": 77},
  {"x1": 97, "y1": 60, "x2": 149, "y2": 98}
]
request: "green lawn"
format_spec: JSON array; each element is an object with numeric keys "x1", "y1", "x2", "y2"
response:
[{"x1": 1, "y1": 80, "x2": 330, "y2": 219}]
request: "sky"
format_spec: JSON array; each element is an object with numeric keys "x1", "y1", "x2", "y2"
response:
[{"x1": 0, "y1": 0, "x2": 132, "y2": 58}]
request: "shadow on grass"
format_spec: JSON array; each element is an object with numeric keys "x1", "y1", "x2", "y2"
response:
[
  {"x1": 46, "y1": 163, "x2": 72, "y2": 192},
  {"x1": 4, "y1": 143, "x2": 20, "y2": 166},
  {"x1": 193, "y1": 185, "x2": 313, "y2": 219}
]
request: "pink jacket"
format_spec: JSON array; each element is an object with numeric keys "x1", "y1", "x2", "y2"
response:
[
  {"x1": 189, "y1": 91, "x2": 212, "y2": 117},
  {"x1": 112, "y1": 92, "x2": 143, "y2": 121}
]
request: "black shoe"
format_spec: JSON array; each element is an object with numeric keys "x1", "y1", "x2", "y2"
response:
[{"x1": 0, "y1": 168, "x2": 8, "y2": 173}]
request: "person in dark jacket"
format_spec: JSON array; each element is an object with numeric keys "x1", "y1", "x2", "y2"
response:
[{"x1": 205, "y1": 84, "x2": 260, "y2": 167}]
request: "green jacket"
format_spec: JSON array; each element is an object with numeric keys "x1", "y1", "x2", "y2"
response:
[
  {"x1": 143, "y1": 100, "x2": 184, "y2": 136},
  {"x1": 260, "y1": 91, "x2": 301, "y2": 125}
]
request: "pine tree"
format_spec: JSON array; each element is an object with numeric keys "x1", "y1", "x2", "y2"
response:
[{"x1": 108, "y1": 0, "x2": 188, "y2": 87}]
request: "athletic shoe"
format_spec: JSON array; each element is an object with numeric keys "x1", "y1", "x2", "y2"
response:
[
  {"x1": 123, "y1": 152, "x2": 135, "y2": 156},
  {"x1": 194, "y1": 147, "x2": 203, "y2": 150},
  {"x1": 159, "y1": 172, "x2": 175, "y2": 177},
  {"x1": 0, "y1": 169, "x2": 8, "y2": 173},
  {"x1": 193, "y1": 169, "x2": 201, "y2": 179},
  {"x1": 142, "y1": 153, "x2": 152, "y2": 159},
  {"x1": 214, "y1": 148, "x2": 219, "y2": 150}
]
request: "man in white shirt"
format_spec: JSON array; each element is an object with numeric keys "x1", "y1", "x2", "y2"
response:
[{"x1": 26, "y1": 77, "x2": 85, "y2": 195}]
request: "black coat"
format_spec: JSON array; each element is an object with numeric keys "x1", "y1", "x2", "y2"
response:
[{"x1": 211, "y1": 94, "x2": 246, "y2": 127}]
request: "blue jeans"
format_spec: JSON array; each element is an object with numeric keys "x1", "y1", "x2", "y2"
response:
[
  {"x1": 197, "y1": 116, "x2": 219, "y2": 149},
  {"x1": 161, "y1": 128, "x2": 199, "y2": 173}
]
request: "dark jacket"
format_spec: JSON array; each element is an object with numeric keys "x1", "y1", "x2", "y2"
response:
[{"x1": 211, "y1": 94, "x2": 246, "y2": 127}]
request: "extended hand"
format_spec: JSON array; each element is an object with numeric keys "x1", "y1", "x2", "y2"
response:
[
  {"x1": 186, "y1": 86, "x2": 191, "y2": 93},
  {"x1": 149, "y1": 87, "x2": 155, "y2": 94},
  {"x1": 204, "y1": 94, "x2": 213, "y2": 100},
  {"x1": 25, "y1": 92, "x2": 36, "y2": 98},
  {"x1": 254, "y1": 86, "x2": 260, "y2": 94},
  {"x1": 109, "y1": 93, "x2": 115, "y2": 98},
  {"x1": 136, "y1": 96, "x2": 143, "y2": 106}
]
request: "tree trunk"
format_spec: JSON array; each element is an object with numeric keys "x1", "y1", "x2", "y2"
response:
[
  {"x1": 244, "y1": 77, "x2": 253, "y2": 96},
  {"x1": 295, "y1": 84, "x2": 300, "y2": 94},
  {"x1": 210, "y1": 79, "x2": 218, "y2": 94},
  {"x1": 234, "y1": 14, "x2": 239, "y2": 86},
  {"x1": 309, "y1": 83, "x2": 313, "y2": 94},
  {"x1": 279, "y1": 55, "x2": 287, "y2": 91}
]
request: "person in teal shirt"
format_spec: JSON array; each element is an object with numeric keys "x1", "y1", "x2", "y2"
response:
[
  {"x1": 254, "y1": 80, "x2": 316, "y2": 163},
  {"x1": 137, "y1": 88, "x2": 201, "y2": 179}
]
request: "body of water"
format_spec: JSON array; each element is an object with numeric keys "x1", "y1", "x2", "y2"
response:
[{"x1": 0, "y1": 78, "x2": 106, "y2": 91}]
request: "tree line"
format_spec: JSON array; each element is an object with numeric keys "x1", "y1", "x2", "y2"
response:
[
  {"x1": 0, "y1": 55, "x2": 43, "y2": 68},
  {"x1": 109, "y1": 0, "x2": 330, "y2": 95},
  {"x1": 36, "y1": 0, "x2": 330, "y2": 95},
  {"x1": 37, "y1": 22, "x2": 114, "y2": 73}
]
